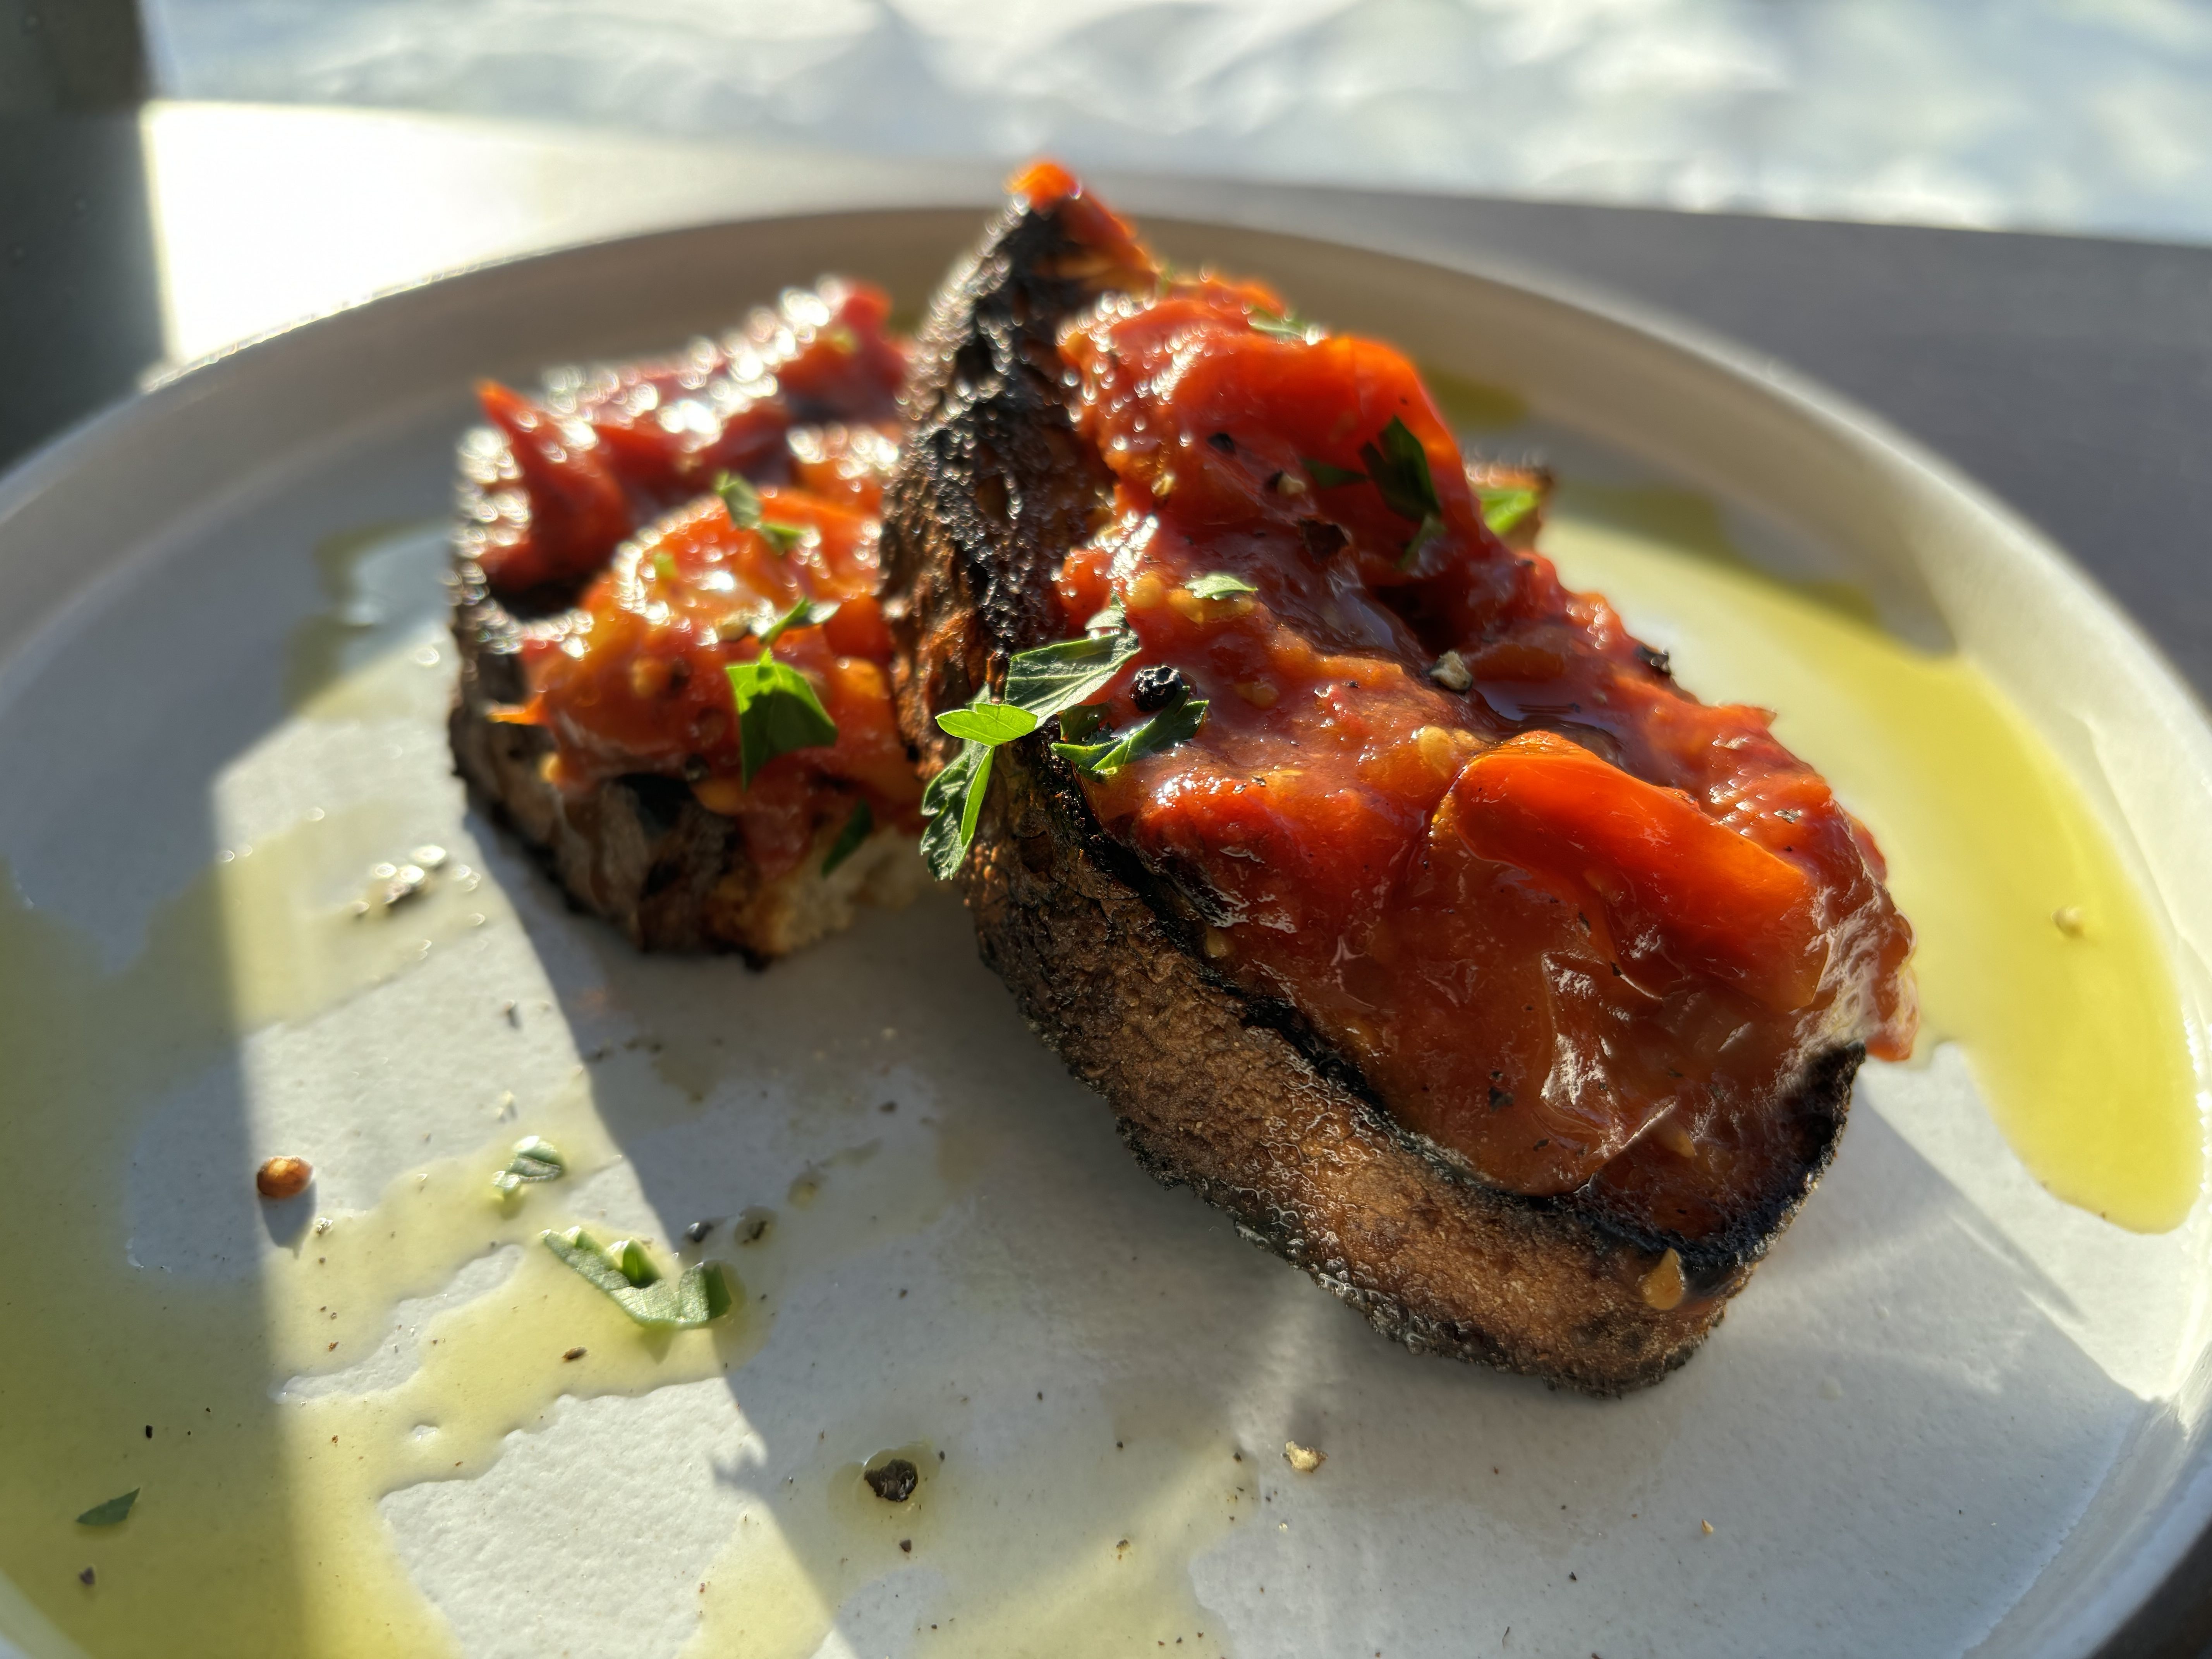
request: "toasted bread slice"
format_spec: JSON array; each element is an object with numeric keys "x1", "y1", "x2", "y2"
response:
[
  {"x1": 450, "y1": 567, "x2": 925, "y2": 960},
  {"x1": 882, "y1": 176, "x2": 1872, "y2": 1393},
  {"x1": 444, "y1": 281, "x2": 927, "y2": 962}
]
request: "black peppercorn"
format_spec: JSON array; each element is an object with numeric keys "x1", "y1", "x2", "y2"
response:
[{"x1": 1130, "y1": 665, "x2": 1188, "y2": 713}]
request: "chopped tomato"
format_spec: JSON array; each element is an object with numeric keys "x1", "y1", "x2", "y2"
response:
[{"x1": 1050, "y1": 275, "x2": 1915, "y2": 1221}]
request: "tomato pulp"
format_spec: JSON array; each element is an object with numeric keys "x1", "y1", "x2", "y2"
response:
[
  {"x1": 1048, "y1": 269, "x2": 1916, "y2": 1235},
  {"x1": 459, "y1": 280, "x2": 924, "y2": 874}
]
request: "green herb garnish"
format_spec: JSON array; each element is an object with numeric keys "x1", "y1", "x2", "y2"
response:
[
  {"x1": 491, "y1": 1135, "x2": 565, "y2": 1196},
  {"x1": 937, "y1": 703, "x2": 1040, "y2": 745},
  {"x1": 1000, "y1": 626, "x2": 1145, "y2": 716},
  {"x1": 1355, "y1": 415, "x2": 1448, "y2": 568},
  {"x1": 543, "y1": 1228, "x2": 733, "y2": 1329},
  {"x1": 752, "y1": 595, "x2": 839, "y2": 649},
  {"x1": 713, "y1": 472, "x2": 811, "y2": 557},
  {"x1": 1052, "y1": 679, "x2": 1209, "y2": 779},
  {"x1": 919, "y1": 735, "x2": 987, "y2": 881},
  {"x1": 821, "y1": 800, "x2": 874, "y2": 875},
  {"x1": 76, "y1": 1490, "x2": 138, "y2": 1527},
  {"x1": 919, "y1": 621, "x2": 1147, "y2": 880},
  {"x1": 1301, "y1": 456, "x2": 1367, "y2": 489},
  {"x1": 1249, "y1": 308, "x2": 1316, "y2": 342},
  {"x1": 652, "y1": 551, "x2": 679, "y2": 584},
  {"x1": 726, "y1": 599, "x2": 840, "y2": 785},
  {"x1": 1185, "y1": 571, "x2": 1257, "y2": 600},
  {"x1": 1476, "y1": 483, "x2": 1541, "y2": 538}
]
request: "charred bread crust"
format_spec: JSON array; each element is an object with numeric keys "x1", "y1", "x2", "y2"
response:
[
  {"x1": 448, "y1": 553, "x2": 922, "y2": 962},
  {"x1": 883, "y1": 187, "x2": 1859, "y2": 1393}
]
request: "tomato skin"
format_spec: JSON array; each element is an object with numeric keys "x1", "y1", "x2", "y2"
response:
[
  {"x1": 473, "y1": 381, "x2": 632, "y2": 592},
  {"x1": 468, "y1": 280, "x2": 910, "y2": 599},
  {"x1": 1451, "y1": 732, "x2": 1827, "y2": 1011},
  {"x1": 1052, "y1": 277, "x2": 1915, "y2": 1219}
]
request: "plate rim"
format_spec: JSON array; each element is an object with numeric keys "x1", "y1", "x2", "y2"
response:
[{"x1": 2, "y1": 198, "x2": 2207, "y2": 1659}]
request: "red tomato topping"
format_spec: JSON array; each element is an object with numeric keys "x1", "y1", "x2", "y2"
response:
[
  {"x1": 513, "y1": 488, "x2": 920, "y2": 877},
  {"x1": 1049, "y1": 276, "x2": 1915, "y2": 1229},
  {"x1": 463, "y1": 279, "x2": 910, "y2": 595},
  {"x1": 467, "y1": 280, "x2": 921, "y2": 875}
]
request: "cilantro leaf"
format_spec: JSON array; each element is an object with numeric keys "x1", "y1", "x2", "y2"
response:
[
  {"x1": 713, "y1": 472, "x2": 810, "y2": 556},
  {"x1": 543, "y1": 1228, "x2": 732, "y2": 1329},
  {"x1": 1249, "y1": 309, "x2": 1316, "y2": 342},
  {"x1": 491, "y1": 1135, "x2": 565, "y2": 1196},
  {"x1": 726, "y1": 656, "x2": 838, "y2": 785},
  {"x1": 1302, "y1": 457, "x2": 1367, "y2": 489},
  {"x1": 754, "y1": 595, "x2": 839, "y2": 651},
  {"x1": 1476, "y1": 483, "x2": 1541, "y2": 538},
  {"x1": 821, "y1": 800, "x2": 874, "y2": 875},
  {"x1": 1001, "y1": 626, "x2": 1143, "y2": 717},
  {"x1": 937, "y1": 704, "x2": 1039, "y2": 745},
  {"x1": 76, "y1": 1490, "x2": 138, "y2": 1527},
  {"x1": 1053, "y1": 684, "x2": 1209, "y2": 778},
  {"x1": 1359, "y1": 416, "x2": 1443, "y2": 527},
  {"x1": 1185, "y1": 571, "x2": 1257, "y2": 600}
]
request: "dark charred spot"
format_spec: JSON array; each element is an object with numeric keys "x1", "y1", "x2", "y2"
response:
[
  {"x1": 1299, "y1": 519, "x2": 1348, "y2": 561},
  {"x1": 682, "y1": 754, "x2": 710, "y2": 783},
  {"x1": 1489, "y1": 1087, "x2": 1513, "y2": 1109},
  {"x1": 865, "y1": 1458, "x2": 920, "y2": 1503},
  {"x1": 1132, "y1": 665, "x2": 1189, "y2": 713},
  {"x1": 1635, "y1": 643, "x2": 1672, "y2": 678},
  {"x1": 1207, "y1": 431, "x2": 1237, "y2": 453}
]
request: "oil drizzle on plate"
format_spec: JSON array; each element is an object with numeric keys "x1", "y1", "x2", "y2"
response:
[{"x1": 1543, "y1": 508, "x2": 2203, "y2": 1232}]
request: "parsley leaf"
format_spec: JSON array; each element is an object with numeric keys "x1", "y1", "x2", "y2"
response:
[
  {"x1": 821, "y1": 800, "x2": 874, "y2": 875},
  {"x1": 1084, "y1": 597, "x2": 1127, "y2": 634},
  {"x1": 753, "y1": 595, "x2": 839, "y2": 650},
  {"x1": 919, "y1": 741, "x2": 984, "y2": 881},
  {"x1": 1001, "y1": 626, "x2": 1144, "y2": 716},
  {"x1": 1053, "y1": 681, "x2": 1209, "y2": 778},
  {"x1": 726, "y1": 630, "x2": 838, "y2": 787},
  {"x1": 713, "y1": 472, "x2": 811, "y2": 557},
  {"x1": 1476, "y1": 483, "x2": 1541, "y2": 537},
  {"x1": 76, "y1": 1490, "x2": 138, "y2": 1527},
  {"x1": 938, "y1": 704, "x2": 1039, "y2": 745},
  {"x1": 1248, "y1": 308, "x2": 1316, "y2": 342},
  {"x1": 491, "y1": 1135, "x2": 565, "y2": 1196},
  {"x1": 1302, "y1": 456, "x2": 1367, "y2": 489},
  {"x1": 1185, "y1": 571, "x2": 1257, "y2": 600},
  {"x1": 1398, "y1": 513, "x2": 1449, "y2": 571},
  {"x1": 543, "y1": 1228, "x2": 733, "y2": 1329},
  {"x1": 918, "y1": 623, "x2": 1145, "y2": 879},
  {"x1": 1359, "y1": 416, "x2": 1443, "y2": 526}
]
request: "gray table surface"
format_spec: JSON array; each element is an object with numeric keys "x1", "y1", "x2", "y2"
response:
[{"x1": 3, "y1": 122, "x2": 2209, "y2": 1659}]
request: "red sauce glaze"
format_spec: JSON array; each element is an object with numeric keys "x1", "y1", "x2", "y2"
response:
[
  {"x1": 1049, "y1": 276, "x2": 1916, "y2": 1235},
  {"x1": 510, "y1": 489, "x2": 921, "y2": 877},
  {"x1": 465, "y1": 279, "x2": 922, "y2": 875},
  {"x1": 463, "y1": 278, "x2": 908, "y2": 593}
]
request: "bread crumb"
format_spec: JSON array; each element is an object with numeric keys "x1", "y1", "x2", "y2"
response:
[
  {"x1": 1283, "y1": 1441, "x2": 1325, "y2": 1473},
  {"x1": 1700, "y1": 1520, "x2": 1714, "y2": 1535},
  {"x1": 2053, "y1": 906, "x2": 2085, "y2": 937}
]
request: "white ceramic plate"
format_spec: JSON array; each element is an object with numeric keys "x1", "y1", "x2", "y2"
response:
[{"x1": 2, "y1": 205, "x2": 2209, "y2": 1659}]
